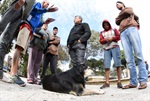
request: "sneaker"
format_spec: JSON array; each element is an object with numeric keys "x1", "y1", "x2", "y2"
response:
[
  {"x1": 117, "y1": 82, "x2": 123, "y2": 88},
  {"x1": 100, "y1": 83, "x2": 110, "y2": 89},
  {"x1": 12, "y1": 75, "x2": 26, "y2": 87},
  {"x1": 0, "y1": 70, "x2": 3, "y2": 79},
  {"x1": 2, "y1": 72, "x2": 13, "y2": 83}
]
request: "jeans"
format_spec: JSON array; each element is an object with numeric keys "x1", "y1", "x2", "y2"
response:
[
  {"x1": 0, "y1": 3, "x2": 22, "y2": 70},
  {"x1": 121, "y1": 27, "x2": 148, "y2": 85},
  {"x1": 69, "y1": 43, "x2": 86, "y2": 67},
  {"x1": 104, "y1": 46, "x2": 121, "y2": 68}
]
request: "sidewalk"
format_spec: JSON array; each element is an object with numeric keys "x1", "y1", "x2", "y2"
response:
[{"x1": 0, "y1": 78, "x2": 150, "y2": 101}]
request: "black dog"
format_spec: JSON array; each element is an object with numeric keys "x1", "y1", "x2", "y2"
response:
[{"x1": 42, "y1": 65, "x2": 105, "y2": 96}]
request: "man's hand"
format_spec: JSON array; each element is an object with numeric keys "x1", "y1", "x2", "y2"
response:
[
  {"x1": 14, "y1": 0, "x2": 25, "y2": 10},
  {"x1": 78, "y1": 40, "x2": 81, "y2": 43},
  {"x1": 44, "y1": 18, "x2": 55, "y2": 24},
  {"x1": 42, "y1": 35, "x2": 46, "y2": 40},
  {"x1": 50, "y1": 36, "x2": 55, "y2": 40},
  {"x1": 47, "y1": 5, "x2": 58, "y2": 12},
  {"x1": 106, "y1": 37, "x2": 113, "y2": 42}
]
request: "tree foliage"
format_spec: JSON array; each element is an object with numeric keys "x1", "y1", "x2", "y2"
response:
[
  {"x1": 87, "y1": 58, "x2": 105, "y2": 76},
  {"x1": 86, "y1": 30, "x2": 103, "y2": 58},
  {"x1": 58, "y1": 45, "x2": 69, "y2": 62},
  {"x1": 0, "y1": 0, "x2": 13, "y2": 15}
]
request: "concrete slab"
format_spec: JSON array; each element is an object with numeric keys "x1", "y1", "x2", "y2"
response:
[{"x1": 0, "y1": 78, "x2": 150, "y2": 101}]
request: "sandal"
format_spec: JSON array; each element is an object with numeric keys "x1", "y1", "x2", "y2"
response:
[
  {"x1": 27, "y1": 80, "x2": 34, "y2": 84},
  {"x1": 100, "y1": 83, "x2": 110, "y2": 89},
  {"x1": 138, "y1": 83, "x2": 147, "y2": 90},
  {"x1": 122, "y1": 84, "x2": 137, "y2": 89},
  {"x1": 117, "y1": 82, "x2": 123, "y2": 88}
]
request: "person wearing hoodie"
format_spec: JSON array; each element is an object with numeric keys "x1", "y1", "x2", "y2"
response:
[
  {"x1": 116, "y1": 1, "x2": 147, "y2": 90},
  {"x1": 100, "y1": 20, "x2": 122, "y2": 89}
]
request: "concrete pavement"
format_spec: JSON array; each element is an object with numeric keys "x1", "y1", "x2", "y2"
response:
[{"x1": 0, "y1": 78, "x2": 150, "y2": 101}]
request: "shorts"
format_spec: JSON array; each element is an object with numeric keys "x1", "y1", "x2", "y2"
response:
[
  {"x1": 16, "y1": 27, "x2": 31, "y2": 54},
  {"x1": 104, "y1": 46, "x2": 121, "y2": 69}
]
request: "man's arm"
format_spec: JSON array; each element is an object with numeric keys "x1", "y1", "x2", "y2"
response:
[
  {"x1": 116, "y1": 7, "x2": 134, "y2": 25},
  {"x1": 112, "y1": 28, "x2": 120, "y2": 42},
  {"x1": 49, "y1": 36, "x2": 60, "y2": 45},
  {"x1": 33, "y1": 3, "x2": 58, "y2": 14},
  {"x1": 99, "y1": 32, "x2": 107, "y2": 44},
  {"x1": 32, "y1": 2, "x2": 47, "y2": 14},
  {"x1": 79, "y1": 23, "x2": 91, "y2": 43},
  {"x1": 14, "y1": 0, "x2": 26, "y2": 10}
]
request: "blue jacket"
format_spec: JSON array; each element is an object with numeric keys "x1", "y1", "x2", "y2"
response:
[{"x1": 26, "y1": 2, "x2": 47, "y2": 32}]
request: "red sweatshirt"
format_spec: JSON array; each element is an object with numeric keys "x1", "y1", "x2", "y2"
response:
[{"x1": 100, "y1": 20, "x2": 120, "y2": 50}]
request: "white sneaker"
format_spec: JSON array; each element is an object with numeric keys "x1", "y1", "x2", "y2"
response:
[{"x1": 2, "y1": 72, "x2": 14, "y2": 83}]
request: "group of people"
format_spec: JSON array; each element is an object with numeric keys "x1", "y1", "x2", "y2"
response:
[
  {"x1": 0, "y1": 0, "x2": 59, "y2": 87},
  {"x1": 100, "y1": 1, "x2": 148, "y2": 90},
  {"x1": 0, "y1": 0, "x2": 148, "y2": 91}
]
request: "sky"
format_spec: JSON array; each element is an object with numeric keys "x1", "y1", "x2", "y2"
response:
[
  {"x1": 1, "y1": 0, "x2": 150, "y2": 69},
  {"x1": 36, "y1": 0, "x2": 150, "y2": 65}
]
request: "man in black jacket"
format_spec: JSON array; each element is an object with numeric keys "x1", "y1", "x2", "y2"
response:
[{"x1": 67, "y1": 15, "x2": 91, "y2": 70}]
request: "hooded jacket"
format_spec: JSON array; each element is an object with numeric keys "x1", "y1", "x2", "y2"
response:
[{"x1": 100, "y1": 20, "x2": 120, "y2": 50}]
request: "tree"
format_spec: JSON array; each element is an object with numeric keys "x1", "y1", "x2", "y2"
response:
[
  {"x1": 58, "y1": 45, "x2": 69, "y2": 62},
  {"x1": 0, "y1": 0, "x2": 13, "y2": 15},
  {"x1": 86, "y1": 30, "x2": 103, "y2": 58},
  {"x1": 120, "y1": 50, "x2": 137, "y2": 69},
  {"x1": 87, "y1": 58, "x2": 105, "y2": 76}
]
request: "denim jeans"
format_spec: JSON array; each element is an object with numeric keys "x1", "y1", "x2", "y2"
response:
[
  {"x1": 104, "y1": 46, "x2": 121, "y2": 68},
  {"x1": 121, "y1": 27, "x2": 148, "y2": 85}
]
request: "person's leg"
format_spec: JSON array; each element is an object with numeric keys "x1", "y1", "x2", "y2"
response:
[
  {"x1": 0, "y1": 3, "x2": 22, "y2": 35},
  {"x1": 40, "y1": 53, "x2": 50, "y2": 79},
  {"x1": 0, "y1": 7, "x2": 22, "y2": 78},
  {"x1": 121, "y1": 27, "x2": 138, "y2": 86},
  {"x1": 100, "y1": 49, "x2": 111, "y2": 89},
  {"x1": 11, "y1": 46, "x2": 23, "y2": 76},
  {"x1": 128, "y1": 27, "x2": 147, "y2": 88},
  {"x1": 111, "y1": 47, "x2": 122, "y2": 87},
  {"x1": 49, "y1": 54, "x2": 58, "y2": 74},
  {"x1": 105, "y1": 69, "x2": 110, "y2": 84},
  {"x1": 71, "y1": 43, "x2": 86, "y2": 87},
  {"x1": 9, "y1": 26, "x2": 30, "y2": 87},
  {"x1": 33, "y1": 48, "x2": 43, "y2": 83},
  {"x1": 27, "y1": 45, "x2": 37, "y2": 83},
  {"x1": 75, "y1": 43, "x2": 86, "y2": 72},
  {"x1": 69, "y1": 47, "x2": 77, "y2": 67}
]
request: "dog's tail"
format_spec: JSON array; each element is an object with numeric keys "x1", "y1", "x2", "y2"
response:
[{"x1": 81, "y1": 89, "x2": 106, "y2": 96}]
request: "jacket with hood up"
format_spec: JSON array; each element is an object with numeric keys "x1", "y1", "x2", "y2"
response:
[{"x1": 100, "y1": 20, "x2": 120, "y2": 50}]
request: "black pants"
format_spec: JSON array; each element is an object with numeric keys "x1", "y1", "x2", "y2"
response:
[
  {"x1": 69, "y1": 43, "x2": 86, "y2": 67},
  {"x1": 41, "y1": 53, "x2": 58, "y2": 78}
]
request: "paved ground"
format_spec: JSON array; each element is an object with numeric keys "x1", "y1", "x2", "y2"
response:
[{"x1": 0, "y1": 78, "x2": 150, "y2": 101}]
